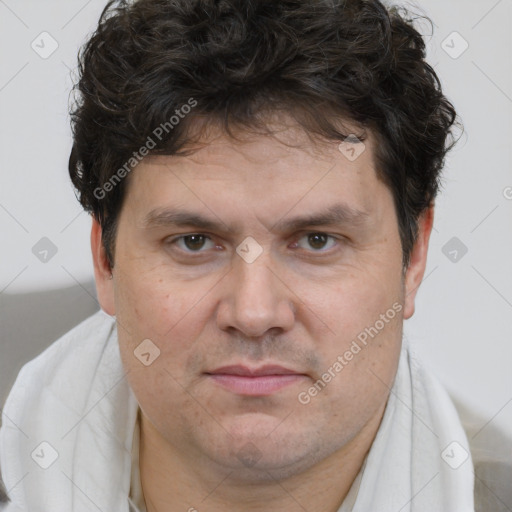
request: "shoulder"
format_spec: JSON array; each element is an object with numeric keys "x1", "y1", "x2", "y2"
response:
[{"x1": 0, "y1": 311, "x2": 116, "y2": 507}]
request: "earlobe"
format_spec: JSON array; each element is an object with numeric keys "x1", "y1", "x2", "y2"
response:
[
  {"x1": 403, "y1": 206, "x2": 435, "y2": 320},
  {"x1": 91, "y1": 217, "x2": 116, "y2": 315}
]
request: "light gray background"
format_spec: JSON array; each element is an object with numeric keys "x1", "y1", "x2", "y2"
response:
[{"x1": 0, "y1": 0, "x2": 511, "y2": 440}]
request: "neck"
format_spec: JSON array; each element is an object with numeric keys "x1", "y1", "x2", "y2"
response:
[{"x1": 138, "y1": 401, "x2": 386, "y2": 512}]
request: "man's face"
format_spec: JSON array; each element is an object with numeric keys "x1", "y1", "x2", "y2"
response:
[{"x1": 94, "y1": 121, "x2": 425, "y2": 480}]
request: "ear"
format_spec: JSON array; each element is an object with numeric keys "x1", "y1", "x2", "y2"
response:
[
  {"x1": 403, "y1": 205, "x2": 435, "y2": 320},
  {"x1": 91, "y1": 217, "x2": 116, "y2": 315}
]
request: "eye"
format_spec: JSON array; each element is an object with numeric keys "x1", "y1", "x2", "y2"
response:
[
  {"x1": 172, "y1": 234, "x2": 216, "y2": 252},
  {"x1": 293, "y1": 232, "x2": 338, "y2": 251}
]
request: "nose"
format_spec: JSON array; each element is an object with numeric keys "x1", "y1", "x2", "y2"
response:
[{"x1": 216, "y1": 251, "x2": 296, "y2": 338}]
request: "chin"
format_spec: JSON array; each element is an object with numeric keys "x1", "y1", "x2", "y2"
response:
[{"x1": 199, "y1": 419, "x2": 326, "y2": 479}]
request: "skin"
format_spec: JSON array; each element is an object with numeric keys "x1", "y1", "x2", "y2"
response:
[{"x1": 91, "y1": 119, "x2": 433, "y2": 512}]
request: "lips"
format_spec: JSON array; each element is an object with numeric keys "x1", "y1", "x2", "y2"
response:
[
  {"x1": 208, "y1": 365, "x2": 300, "y2": 377},
  {"x1": 205, "y1": 365, "x2": 307, "y2": 396}
]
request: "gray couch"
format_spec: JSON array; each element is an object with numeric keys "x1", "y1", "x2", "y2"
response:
[{"x1": 0, "y1": 282, "x2": 99, "y2": 406}]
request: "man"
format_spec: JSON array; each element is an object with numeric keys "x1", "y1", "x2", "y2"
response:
[{"x1": 0, "y1": 0, "x2": 481, "y2": 510}]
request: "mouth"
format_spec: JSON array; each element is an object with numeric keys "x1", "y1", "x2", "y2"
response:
[{"x1": 205, "y1": 365, "x2": 308, "y2": 396}]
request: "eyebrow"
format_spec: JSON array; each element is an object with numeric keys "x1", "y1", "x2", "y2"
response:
[
  {"x1": 270, "y1": 204, "x2": 370, "y2": 232},
  {"x1": 143, "y1": 203, "x2": 370, "y2": 234}
]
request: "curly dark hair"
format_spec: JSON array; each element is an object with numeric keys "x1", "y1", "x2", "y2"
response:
[{"x1": 68, "y1": 0, "x2": 458, "y2": 268}]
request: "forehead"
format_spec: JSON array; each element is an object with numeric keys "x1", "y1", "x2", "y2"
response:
[
  {"x1": 166, "y1": 117, "x2": 375, "y2": 170},
  {"x1": 138, "y1": 120, "x2": 375, "y2": 181},
  {"x1": 121, "y1": 120, "x2": 391, "y2": 230}
]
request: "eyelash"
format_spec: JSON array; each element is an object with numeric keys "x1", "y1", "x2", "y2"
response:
[{"x1": 166, "y1": 232, "x2": 342, "y2": 255}]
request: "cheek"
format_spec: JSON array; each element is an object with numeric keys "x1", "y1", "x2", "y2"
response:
[
  {"x1": 295, "y1": 264, "x2": 403, "y2": 345},
  {"x1": 114, "y1": 263, "x2": 217, "y2": 342},
  {"x1": 114, "y1": 270, "x2": 230, "y2": 416},
  {"x1": 114, "y1": 276, "x2": 209, "y2": 415},
  {"x1": 291, "y1": 263, "x2": 403, "y2": 405}
]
